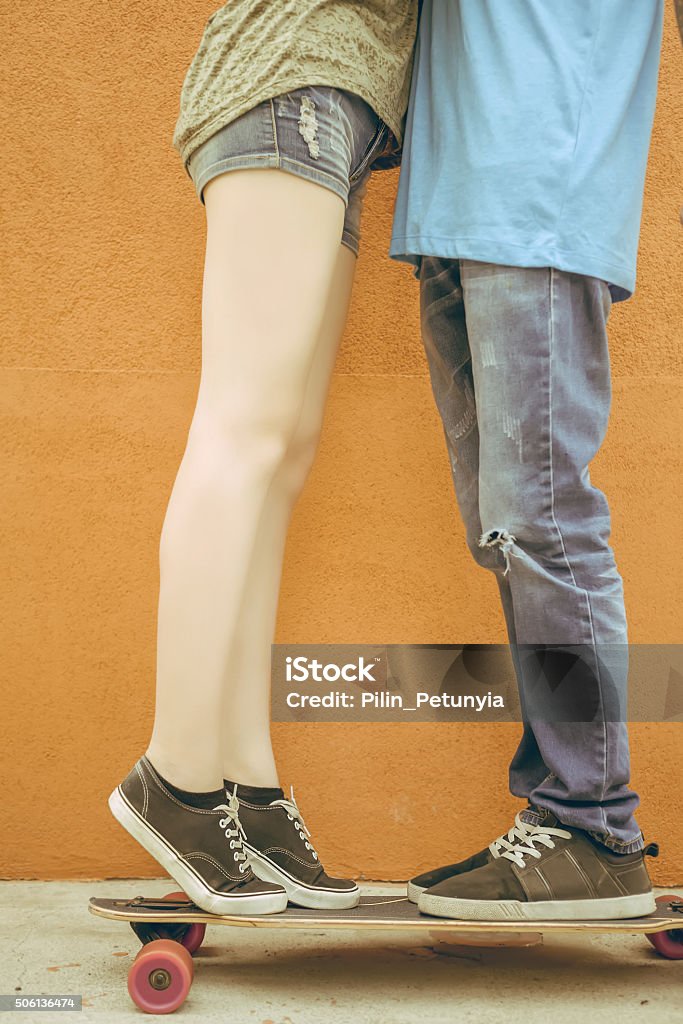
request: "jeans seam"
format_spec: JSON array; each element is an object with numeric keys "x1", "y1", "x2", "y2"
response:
[
  {"x1": 548, "y1": 267, "x2": 609, "y2": 832},
  {"x1": 269, "y1": 98, "x2": 279, "y2": 161},
  {"x1": 547, "y1": 268, "x2": 579, "y2": 593}
]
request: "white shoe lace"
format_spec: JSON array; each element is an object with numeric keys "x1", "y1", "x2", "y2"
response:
[
  {"x1": 488, "y1": 812, "x2": 539, "y2": 859},
  {"x1": 268, "y1": 786, "x2": 319, "y2": 861},
  {"x1": 213, "y1": 785, "x2": 250, "y2": 874},
  {"x1": 491, "y1": 812, "x2": 572, "y2": 869}
]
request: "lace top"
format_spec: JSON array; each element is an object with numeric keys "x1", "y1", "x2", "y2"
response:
[{"x1": 172, "y1": 0, "x2": 418, "y2": 172}]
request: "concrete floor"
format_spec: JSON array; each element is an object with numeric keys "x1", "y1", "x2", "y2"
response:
[{"x1": 1, "y1": 881, "x2": 681, "y2": 1023}]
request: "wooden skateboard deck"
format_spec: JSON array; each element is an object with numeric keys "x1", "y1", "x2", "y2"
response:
[
  {"x1": 89, "y1": 891, "x2": 683, "y2": 1014},
  {"x1": 89, "y1": 891, "x2": 682, "y2": 935}
]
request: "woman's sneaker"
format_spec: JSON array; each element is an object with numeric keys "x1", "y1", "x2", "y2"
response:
[
  {"x1": 407, "y1": 811, "x2": 541, "y2": 902},
  {"x1": 108, "y1": 756, "x2": 288, "y2": 916},
  {"x1": 417, "y1": 812, "x2": 658, "y2": 921},
  {"x1": 235, "y1": 786, "x2": 360, "y2": 909}
]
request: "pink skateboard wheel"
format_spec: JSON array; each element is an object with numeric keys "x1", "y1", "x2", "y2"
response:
[{"x1": 127, "y1": 939, "x2": 193, "y2": 1014}]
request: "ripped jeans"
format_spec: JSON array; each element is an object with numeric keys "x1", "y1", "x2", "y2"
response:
[{"x1": 419, "y1": 257, "x2": 643, "y2": 853}]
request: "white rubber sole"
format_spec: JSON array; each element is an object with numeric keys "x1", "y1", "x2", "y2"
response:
[
  {"x1": 244, "y1": 844, "x2": 361, "y2": 910},
  {"x1": 108, "y1": 786, "x2": 288, "y2": 916},
  {"x1": 407, "y1": 880, "x2": 427, "y2": 903},
  {"x1": 417, "y1": 889, "x2": 657, "y2": 921}
]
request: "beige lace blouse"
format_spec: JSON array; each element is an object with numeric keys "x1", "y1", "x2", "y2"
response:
[{"x1": 172, "y1": 1, "x2": 419, "y2": 172}]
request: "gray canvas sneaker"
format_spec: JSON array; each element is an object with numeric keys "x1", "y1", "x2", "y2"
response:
[
  {"x1": 417, "y1": 811, "x2": 659, "y2": 921},
  {"x1": 109, "y1": 756, "x2": 288, "y2": 916},
  {"x1": 236, "y1": 786, "x2": 360, "y2": 909}
]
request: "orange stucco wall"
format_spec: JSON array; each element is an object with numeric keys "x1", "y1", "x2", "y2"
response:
[{"x1": 2, "y1": 4, "x2": 681, "y2": 883}]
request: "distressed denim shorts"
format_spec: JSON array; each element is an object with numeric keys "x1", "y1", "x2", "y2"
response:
[{"x1": 185, "y1": 85, "x2": 394, "y2": 256}]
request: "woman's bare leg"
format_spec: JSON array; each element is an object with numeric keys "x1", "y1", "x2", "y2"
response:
[
  {"x1": 221, "y1": 240, "x2": 358, "y2": 786},
  {"x1": 145, "y1": 168, "x2": 351, "y2": 792}
]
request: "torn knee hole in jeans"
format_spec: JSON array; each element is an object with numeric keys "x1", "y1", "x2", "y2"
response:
[
  {"x1": 298, "y1": 96, "x2": 320, "y2": 159},
  {"x1": 478, "y1": 528, "x2": 517, "y2": 575}
]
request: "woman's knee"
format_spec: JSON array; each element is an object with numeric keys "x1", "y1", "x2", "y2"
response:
[
  {"x1": 188, "y1": 400, "x2": 298, "y2": 480},
  {"x1": 190, "y1": 389, "x2": 326, "y2": 491}
]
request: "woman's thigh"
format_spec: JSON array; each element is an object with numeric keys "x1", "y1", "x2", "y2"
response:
[{"x1": 192, "y1": 168, "x2": 347, "y2": 444}]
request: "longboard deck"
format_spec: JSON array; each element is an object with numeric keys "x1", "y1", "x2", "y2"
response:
[{"x1": 89, "y1": 893, "x2": 683, "y2": 935}]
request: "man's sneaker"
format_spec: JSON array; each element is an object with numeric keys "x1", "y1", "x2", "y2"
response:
[
  {"x1": 417, "y1": 812, "x2": 659, "y2": 921},
  {"x1": 407, "y1": 812, "x2": 540, "y2": 902},
  {"x1": 236, "y1": 786, "x2": 360, "y2": 909},
  {"x1": 108, "y1": 756, "x2": 288, "y2": 916}
]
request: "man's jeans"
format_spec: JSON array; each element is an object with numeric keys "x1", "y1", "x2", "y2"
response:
[{"x1": 419, "y1": 257, "x2": 643, "y2": 853}]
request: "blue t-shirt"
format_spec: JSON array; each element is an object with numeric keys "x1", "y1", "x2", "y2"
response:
[{"x1": 389, "y1": 0, "x2": 664, "y2": 300}]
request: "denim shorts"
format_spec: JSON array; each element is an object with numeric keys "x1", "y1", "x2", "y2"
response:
[{"x1": 185, "y1": 85, "x2": 394, "y2": 256}]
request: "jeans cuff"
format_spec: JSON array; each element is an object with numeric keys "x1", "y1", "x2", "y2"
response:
[
  {"x1": 586, "y1": 829, "x2": 645, "y2": 855},
  {"x1": 520, "y1": 804, "x2": 645, "y2": 854}
]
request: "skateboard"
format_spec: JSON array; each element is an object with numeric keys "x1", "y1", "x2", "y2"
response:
[{"x1": 89, "y1": 890, "x2": 683, "y2": 1014}]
